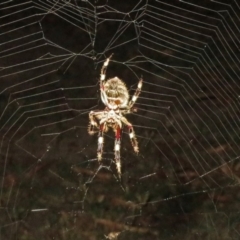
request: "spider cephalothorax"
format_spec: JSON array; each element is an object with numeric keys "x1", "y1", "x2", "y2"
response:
[{"x1": 88, "y1": 55, "x2": 142, "y2": 177}]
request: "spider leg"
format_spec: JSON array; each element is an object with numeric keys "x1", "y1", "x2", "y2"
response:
[
  {"x1": 114, "y1": 125, "x2": 122, "y2": 177},
  {"x1": 100, "y1": 54, "x2": 113, "y2": 108},
  {"x1": 121, "y1": 116, "x2": 139, "y2": 153},
  {"x1": 128, "y1": 78, "x2": 143, "y2": 109},
  {"x1": 97, "y1": 123, "x2": 106, "y2": 161},
  {"x1": 88, "y1": 110, "x2": 105, "y2": 135},
  {"x1": 100, "y1": 54, "x2": 113, "y2": 83}
]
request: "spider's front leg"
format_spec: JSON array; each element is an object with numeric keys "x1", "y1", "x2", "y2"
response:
[
  {"x1": 97, "y1": 123, "x2": 106, "y2": 162},
  {"x1": 121, "y1": 116, "x2": 139, "y2": 153},
  {"x1": 114, "y1": 125, "x2": 122, "y2": 177}
]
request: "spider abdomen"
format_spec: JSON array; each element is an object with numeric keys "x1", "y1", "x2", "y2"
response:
[{"x1": 104, "y1": 77, "x2": 129, "y2": 107}]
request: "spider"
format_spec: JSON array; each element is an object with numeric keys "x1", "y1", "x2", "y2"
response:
[{"x1": 88, "y1": 54, "x2": 142, "y2": 177}]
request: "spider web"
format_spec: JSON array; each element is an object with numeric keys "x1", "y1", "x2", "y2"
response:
[{"x1": 0, "y1": 0, "x2": 240, "y2": 239}]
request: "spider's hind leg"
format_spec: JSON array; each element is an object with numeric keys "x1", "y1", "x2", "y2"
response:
[
  {"x1": 100, "y1": 54, "x2": 113, "y2": 83},
  {"x1": 128, "y1": 78, "x2": 143, "y2": 109}
]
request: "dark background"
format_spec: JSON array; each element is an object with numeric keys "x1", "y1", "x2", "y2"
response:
[{"x1": 0, "y1": 0, "x2": 240, "y2": 239}]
